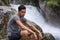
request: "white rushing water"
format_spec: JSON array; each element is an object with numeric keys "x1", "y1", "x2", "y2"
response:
[{"x1": 11, "y1": 4, "x2": 60, "y2": 40}]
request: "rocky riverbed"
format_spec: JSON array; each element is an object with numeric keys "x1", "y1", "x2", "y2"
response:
[{"x1": 0, "y1": 6, "x2": 15, "y2": 40}]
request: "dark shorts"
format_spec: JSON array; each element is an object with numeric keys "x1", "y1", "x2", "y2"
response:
[{"x1": 8, "y1": 32, "x2": 21, "y2": 40}]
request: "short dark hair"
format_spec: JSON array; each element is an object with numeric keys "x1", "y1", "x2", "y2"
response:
[{"x1": 18, "y1": 5, "x2": 26, "y2": 11}]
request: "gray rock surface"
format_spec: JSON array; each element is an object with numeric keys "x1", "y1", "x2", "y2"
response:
[{"x1": 0, "y1": 6, "x2": 15, "y2": 40}]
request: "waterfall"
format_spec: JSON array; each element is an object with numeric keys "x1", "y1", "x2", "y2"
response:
[
  {"x1": 10, "y1": 4, "x2": 60, "y2": 40},
  {"x1": 11, "y1": 0, "x2": 18, "y2": 4}
]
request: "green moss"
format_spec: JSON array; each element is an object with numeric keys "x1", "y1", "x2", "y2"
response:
[
  {"x1": 0, "y1": 0, "x2": 10, "y2": 6},
  {"x1": 46, "y1": 0, "x2": 60, "y2": 7}
]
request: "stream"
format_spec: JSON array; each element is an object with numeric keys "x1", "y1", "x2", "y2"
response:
[{"x1": 11, "y1": 4, "x2": 60, "y2": 40}]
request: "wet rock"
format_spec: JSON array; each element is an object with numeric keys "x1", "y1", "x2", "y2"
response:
[
  {"x1": 0, "y1": 6, "x2": 15, "y2": 39},
  {"x1": 42, "y1": 33, "x2": 55, "y2": 40}
]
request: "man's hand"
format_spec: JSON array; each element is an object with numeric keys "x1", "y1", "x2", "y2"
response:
[
  {"x1": 38, "y1": 32, "x2": 42, "y2": 40},
  {"x1": 33, "y1": 32, "x2": 38, "y2": 40},
  {"x1": 26, "y1": 21, "x2": 42, "y2": 40}
]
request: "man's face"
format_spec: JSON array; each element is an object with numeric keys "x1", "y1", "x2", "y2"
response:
[{"x1": 18, "y1": 9, "x2": 26, "y2": 17}]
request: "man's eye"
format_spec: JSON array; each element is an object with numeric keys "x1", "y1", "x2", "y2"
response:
[{"x1": 22, "y1": 11, "x2": 25, "y2": 13}]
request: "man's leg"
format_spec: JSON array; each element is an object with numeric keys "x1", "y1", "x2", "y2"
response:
[
  {"x1": 8, "y1": 36, "x2": 12, "y2": 40},
  {"x1": 20, "y1": 30, "x2": 30, "y2": 40},
  {"x1": 20, "y1": 30, "x2": 38, "y2": 40},
  {"x1": 8, "y1": 36, "x2": 20, "y2": 40},
  {"x1": 29, "y1": 34, "x2": 34, "y2": 40},
  {"x1": 29, "y1": 33, "x2": 38, "y2": 40}
]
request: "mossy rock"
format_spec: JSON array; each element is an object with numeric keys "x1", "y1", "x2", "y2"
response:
[
  {"x1": 0, "y1": 8, "x2": 15, "y2": 39},
  {"x1": 0, "y1": 0, "x2": 10, "y2": 6},
  {"x1": 42, "y1": 33, "x2": 55, "y2": 40}
]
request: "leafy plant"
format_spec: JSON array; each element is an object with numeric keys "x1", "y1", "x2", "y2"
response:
[{"x1": 46, "y1": 0, "x2": 60, "y2": 7}]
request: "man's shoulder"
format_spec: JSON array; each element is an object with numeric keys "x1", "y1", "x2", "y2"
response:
[
  {"x1": 9, "y1": 14, "x2": 18, "y2": 20},
  {"x1": 13, "y1": 14, "x2": 18, "y2": 17},
  {"x1": 12, "y1": 14, "x2": 20, "y2": 21},
  {"x1": 11, "y1": 14, "x2": 18, "y2": 18}
]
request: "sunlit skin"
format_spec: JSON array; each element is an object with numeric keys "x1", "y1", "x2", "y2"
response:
[
  {"x1": 16, "y1": 9, "x2": 42, "y2": 40},
  {"x1": 18, "y1": 9, "x2": 26, "y2": 18}
]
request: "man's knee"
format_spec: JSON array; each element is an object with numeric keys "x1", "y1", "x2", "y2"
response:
[{"x1": 20, "y1": 30, "x2": 29, "y2": 36}]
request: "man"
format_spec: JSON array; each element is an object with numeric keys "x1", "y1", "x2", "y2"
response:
[{"x1": 7, "y1": 5, "x2": 42, "y2": 40}]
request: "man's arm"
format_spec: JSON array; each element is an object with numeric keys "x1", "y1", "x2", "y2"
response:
[
  {"x1": 15, "y1": 20, "x2": 34, "y2": 33},
  {"x1": 15, "y1": 20, "x2": 38, "y2": 39},
  {"x1": 26, "y1": 21, "x2": 42, "y2": 39},
  {"x1": 26, "y1": 21, "x2": 41, "y2": 33}
]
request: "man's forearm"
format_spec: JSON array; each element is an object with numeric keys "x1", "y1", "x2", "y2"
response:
[
  {"x1": 21, "y1": 25, "x2": 34, "y2": 33},
  {"x1": 16, "y1": 20, "x2": 34, "y2": 34},
  {"x1": 26, "y1": 21, "x2": 41, "y2": 33},
  {"x1": 26, "y1": 21, "x2": 42, "y2": 39},
  {"x1": 30, "y1": 25, "x2": 40, "y2": 32}
]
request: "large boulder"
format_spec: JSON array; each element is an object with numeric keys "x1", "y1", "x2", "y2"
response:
[{"x1": 0, "y1": 6, "x2": 15, "y2": 39}]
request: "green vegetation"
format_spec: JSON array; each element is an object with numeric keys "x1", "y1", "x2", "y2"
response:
[
  {"x1": 0, "y1": 0, "x2": 10, "y2": 6},
  {"x1": 46, "y1": 0, "x2": 60, "y2": 7}
]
